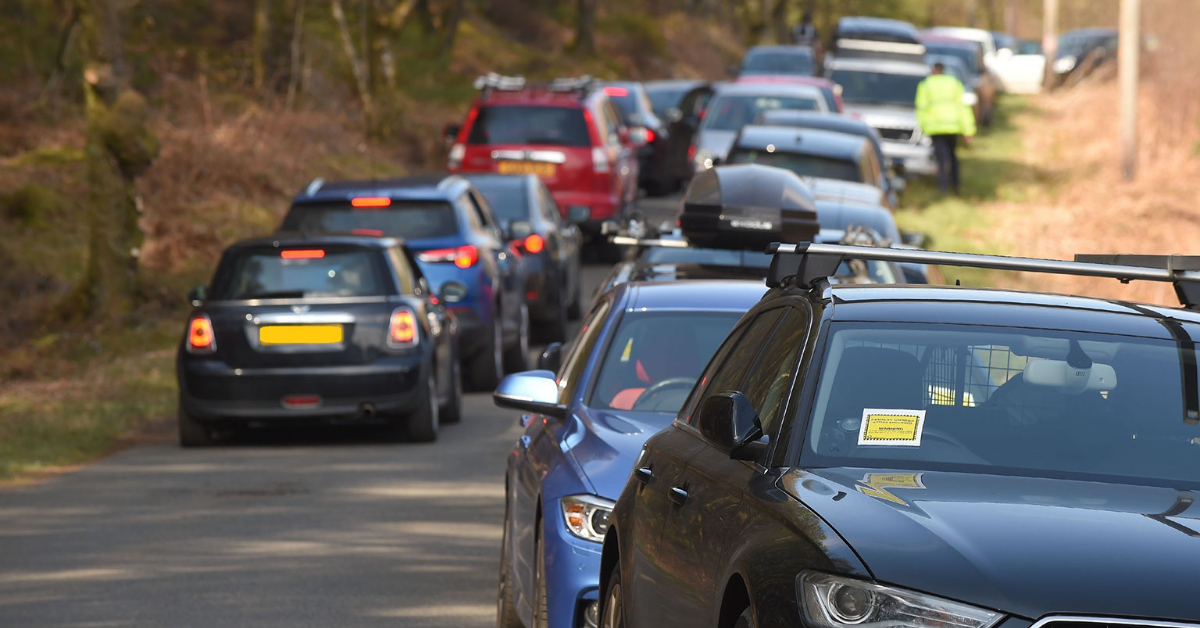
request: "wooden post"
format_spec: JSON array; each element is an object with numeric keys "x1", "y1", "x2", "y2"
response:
[
  {"x1": 1118, "y1": 0, "x2": 1140, "y2": 180},
  {"x1": 1042, "y1": 0, "x2": 1058, "y2": 90}
]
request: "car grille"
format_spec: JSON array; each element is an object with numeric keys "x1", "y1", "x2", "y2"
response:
[
  {"x1": 877, "y1": 127, "x2": 915, "y2": 142},
  {"x1": 1033, "y1": 618, "x2": 1200, "y2": 628}
]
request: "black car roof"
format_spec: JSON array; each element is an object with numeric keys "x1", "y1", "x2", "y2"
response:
[
  {"x1": 735, "y1": 125, "x2": 871, "y2": 161},
  {"x1": 821, "y1": 284, "x2": 1200, "y2": 339},
  {"x1": 225, "y1": 232, "x2": 404, "y2": 251},
  {"x1": 294, "y1": 174, "x2": 469, "y2": 203}
]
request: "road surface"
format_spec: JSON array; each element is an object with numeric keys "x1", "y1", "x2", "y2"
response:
[{"x1": 0, "y1": 196, "x2": 681, "y2": 628}]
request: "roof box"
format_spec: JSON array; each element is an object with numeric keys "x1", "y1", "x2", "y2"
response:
[{"x1": 679, "y1": 164, "x2": 819, "y2": 251}]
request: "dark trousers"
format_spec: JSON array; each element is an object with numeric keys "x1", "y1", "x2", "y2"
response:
[{"x1": 931, "y1": 134, "x2": 960, "y2": 194}]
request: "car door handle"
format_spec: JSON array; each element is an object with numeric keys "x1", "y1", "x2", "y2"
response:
[
  {"x1": 669, "y1": 486, "x2": 689, "y2": 506},
  {"x1": 634, "y1": 466, "x2": 653, "y2": 484}
]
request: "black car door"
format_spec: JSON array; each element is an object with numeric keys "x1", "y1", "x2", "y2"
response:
[
  {"x1": 627, "y1": 307, "x2": 786, "y2": 626},
  {"x1": 666, "y1": 84, "x2": 715, "y2": 183}
]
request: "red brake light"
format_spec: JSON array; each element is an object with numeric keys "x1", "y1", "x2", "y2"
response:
[
  {"x1": 644, "y1": 129, "x2": 655, "y2": 143},
  {"x1": 523, "y1": 234, "x2": 545, "y2": 254},
  {"x1": 351, "y1": 228, "x2": 384, "y2": 236},
  {"x1": 351, "y1": 197, "x2": 391, "y2": 208},
  {"x1": 388, "y1": 308, "x2": 418, "y2": 347},
  {"x1": 417, "y1": 245, "x2": 478, "y2": 269},
  {"x1": 603, "y1": 86, "x2": 629, "y2": 97},
  {"x1": 281, "y1": 249, "x2": 325, "y2": 259},
  {"x1": 187, "y1": 315, "x2": 216, "y2": 353}
]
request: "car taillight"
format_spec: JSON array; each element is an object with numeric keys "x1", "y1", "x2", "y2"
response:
[
  {"x1": 687, "y1": 144, "x2": 697, "y2": 162},
  {"x1": 522, "y1": 234, "x2": 544, "y2": 254},
  {"x1": 447, "y1": 143, "x2": 465, "y2": 170},
  {"x1": 591, "y1": 146, "x2": 610, "y2": 173},
  {"x1": 417, "y1": 245, "x2": 478, "y2": 269},
  {"x1": 186, "y1": 314, "x2": 216, "y2": 354},
  {"x1": 387, "y1": 308, "x2": 419, "y2": 348},
  {"x1": 644, "y1": 128, "x2": 655, "y2": 143}
]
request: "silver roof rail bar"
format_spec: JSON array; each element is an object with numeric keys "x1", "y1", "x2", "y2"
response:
[
  {"x1": 767, "y1": 242, "x2": 1200, "y2": 308},
  {"x1": 305, "y1": 177, "x2": 325, "y2": 197}
]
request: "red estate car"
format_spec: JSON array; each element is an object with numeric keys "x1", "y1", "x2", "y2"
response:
[{"x1": 445, "y1": 74, "x2": 638, "y2": 235}]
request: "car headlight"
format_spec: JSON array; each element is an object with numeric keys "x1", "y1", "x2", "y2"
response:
[
  {"x1": 1053, "y1": 55, "x2": 1077, "y2": 73},
  {"x1": 561, "y1": 494, "x2": 614, "y2": 543},
  {"x1": 799, "y1": 572, "x2": 1002, "y2": 628}
]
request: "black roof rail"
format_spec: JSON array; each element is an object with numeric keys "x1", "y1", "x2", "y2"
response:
[{"x1": 767, "y1": 242, "x2": 1200, "y2": 308}]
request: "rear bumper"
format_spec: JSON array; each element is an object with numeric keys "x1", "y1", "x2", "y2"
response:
[
  {"x1": 178, "y1": 356, "x2": 426, "y2": 421},
  {"x1": 550, "y1": 190, "x2": 620, "y2": 225},
  {"x1": 882, "y1": 141, "x2": 937, "y2": 176}
]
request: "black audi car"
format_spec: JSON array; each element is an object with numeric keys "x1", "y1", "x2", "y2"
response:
[
  {"x1": 599, "y1": 244, "x2": 1200, "y2": 627},
  {"x1": 176, "y1": 234, "x2": 459, "y2": 446}
]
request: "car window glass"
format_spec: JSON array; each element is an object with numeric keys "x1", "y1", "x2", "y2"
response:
[
  {"x1": 468, "y1": 192, "x2": 494, "y2": 228},
  {"x1": 601, "y1": 102, "x2": 623, "y2": 147},
  {"x1": 741, "y1": 309, "x2": 810, "y2": 434},
  {"x1": 280, "y1": 201, "x2": 459, "y2": 240},
  {"x1": 467, "y1": 105, "x2": 591, "y2": 147},
  {"x1": 689, "y1": 308, "x2": 786, "y2": 427},
  {"x1": 705, "y1": 95, "x2": 820, "y2": 131},
  {"x1": 212, "y1": 247, "x2": 391, "y2": 300},
  {"x1": 385, "y1": 247, "x2": 416, "y2": 294},
  {"x1": 471, "y1": 181, "x2": 528, "y2": 224},
  {"x1": 557, "y1": 300, "x2": 611, "y2": 404},
  {"x1": 727, "y1": 149, "x2": 861, "y2": 182},
  {"x1": 456, "y1": 195, "x2": 483, "y2": 231},
  {"x1": 538, "y1": 185, "x2": 561, "y2": 224}
]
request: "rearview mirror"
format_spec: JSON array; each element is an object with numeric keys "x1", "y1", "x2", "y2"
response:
[
  {"x1": 188, "y1": 285, "x2": 208, "y2": 307},
  {"x1": 695, "y1": 391, "x2": 765, "y2": 462},
  {"x1": 538, "y1": 342, "x2": 563, "y2": 372},
  {"x1": 442, "y1": 123, "x2": 461, "y2": 144},
  {"x1": 510, "y1": 220, "x2": 534, "y2": 241},
  {"x1": 901, "y1": 231, "x2": 927, "y2": 248},
  {"x1": 493, "y1": 370, "x2": 567, "y2": 419}
]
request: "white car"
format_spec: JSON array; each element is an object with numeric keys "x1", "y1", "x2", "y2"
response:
[{"x1": 995, "y1": 40, "x2": 1045, "y2": 94}]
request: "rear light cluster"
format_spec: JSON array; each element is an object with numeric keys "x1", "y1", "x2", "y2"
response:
[
  {"x1": 511, "y1": 234, "x2": 545, "y2": 254},
  {"x1": 186, "y1": 314, "x2": 216, "y2": 354},
  {"x1": 418, "y1": 245, "x2": 478, "y2": 269},
  {"x1": 387, "y1": 307, "x2": 419, "y2": 348},
  {"x1": 591, "y1": 147, "x2": 610, "y2": 174}
]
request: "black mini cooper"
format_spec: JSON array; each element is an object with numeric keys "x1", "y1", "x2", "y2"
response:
[
  {"x1": 600, "y1": 244, "x2": 1200, "y2": 628},
  {"x1": 176, "y1": 234, "x2": 459, "y2": 446}
]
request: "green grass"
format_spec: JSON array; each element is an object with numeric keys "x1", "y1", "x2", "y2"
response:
[{"x1": 894, "y1": 96, "x2": 1042, "y2": 286}]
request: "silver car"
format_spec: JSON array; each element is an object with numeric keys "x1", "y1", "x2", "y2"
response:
[
  {"x1": 825, "y1": 57, "x2": 936, "y2": 176},
  {"x1": 689, "y1": 82, "x2": 830, "y2": 174}
]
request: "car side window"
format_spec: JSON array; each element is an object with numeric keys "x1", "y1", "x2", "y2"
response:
[
  {"x1": 862, "y1": 147, "x2": 882, "y2": 187},
  {"x1": 385, "y1": 246, "x2": 416, "y2": 294},
  {"x1": 457, "y1": 195, "x2": 483, "y2": 231},
  {"x1": 600, "y1": 101, "x2": 623, "y2": 148},
  {"x1": 466, "y1": 192, "x2": 494, "y2": 231},
  {"x1": 557, "y1": 299, "x2": 612, "y2": 405},
  {"x1": 538, "y1": 185, "x2": 561, "y2": 225},
  {"x1": 686, "y1": 308, "x2": 786, "y2": 426},
  {"x1": 740, "y1": 308, "x2": 810, "y2": 435}
]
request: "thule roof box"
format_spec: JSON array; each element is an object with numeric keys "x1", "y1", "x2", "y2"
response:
[
  {"x1": 767, "y1": 243, "x2": 1200, "y2": 309},
  {"x1": 678, "y1": 164, "x2": 820, "y2": 251}
]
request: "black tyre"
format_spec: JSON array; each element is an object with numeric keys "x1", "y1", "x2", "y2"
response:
[
  {"x1": 466, "y1": 312, "x2": 504, "y2": 391},
  {"x1": 497, "y1": 497, "x2": 522, "y2": 628},
  {"x1": 503, "y1": 303, "x2": 530, "y2": 373},
  {"x1": 406, "y1": 371, "x2": 439, "y2": 442},
  {"x1": 733, "y1": 606, "x2": 756, "y2": 628},
  {"x1": 178, "y1": 404, "x2": 212, "y2": 448},
  {"x1": 600, "y1": 559, "x2": 626, "y2": 628},
  {"x1": 439, "y1": 358, "x2": 463, "y2": 424},
  {"x1": 533, "y1": 521, "x2": 549, "y2": 628}
]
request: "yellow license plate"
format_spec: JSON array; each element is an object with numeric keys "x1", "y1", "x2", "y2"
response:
[
  {"x1": 259, "y1": 325, "x2": 344, "y2": 345},
  {"x1": 497, "y1": 161, "x2": 556, "y2": 176}
]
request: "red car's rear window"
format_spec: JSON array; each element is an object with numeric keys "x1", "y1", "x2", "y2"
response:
[{"x1": 467, "y1": 105, "x2": 591, "y2": 147}]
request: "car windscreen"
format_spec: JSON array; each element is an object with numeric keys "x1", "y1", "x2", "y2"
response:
[
  {"x1": 740, "y1": 50, "x2": 814, "y2": 76},
  {"x1": 211, "y1": 247, "x2": 390, "y2": 300},
  {"x1": 467, "y1": 105, "x2": 591, "y2": 147},
  {"x1": 802, "y1": 323, "x2": 1200, "y2": 488},
  {"x1": 727, "y1": 148, "x2": 862, "y2": 183},
  {"x1": 587, "y1": 311, "x2": 743, "y2": 413},
  {"x1": 704, "y1": 94, "x2": 820, "y2": 131},
  {"x1": 471, "y1": 181, "x2": 528, "y2": 223},
  {"x1": 281, "y1": 201, "x2": 459, "y2": 240},
  {"x1": 645, "y1": 87, "x2": 690, "y2": 117},
  {"x1": 818, "y1": 209, "x2": 898, "y2": 241},
  {"x1": 830, "y1": 70, "x2": 924, "y2": 107}
]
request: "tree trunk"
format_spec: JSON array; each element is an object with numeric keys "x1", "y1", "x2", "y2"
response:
[
  {"x1": 331, "y1": 0, "x2": 376, "y2": 130},
  {"x1": 71, "y1": 0, "x2": 158, "y2": 322},
  {"x1": 574, "y1": 0, "x2": 596, "y2": 54},
  {"x1": 285, "y1": 0, "x2": 306, "y2": 110},
  {"x1": 253, "y1": 0, "x2": 269, "y2": 92}
]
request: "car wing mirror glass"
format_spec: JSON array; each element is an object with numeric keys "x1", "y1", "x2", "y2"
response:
[
  {"x1": 493, "y1": 370, "x2": 567, "y2": 419},
  {"x1": 188, "y1": 285, "x2": 208, "y2": 307},
  {"x1": 538, "y1": 342, "x2": 563, "y2": 372},
  {"x1": 696, "y1": 391, "x2": 764, "y2": 461}
]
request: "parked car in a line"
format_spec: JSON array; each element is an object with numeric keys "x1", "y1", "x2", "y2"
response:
[
  {"x1": 919, "y1": 33, "x2": 997, "y2": 125},
  {"x1": 1052, "y1": 27, "x2": 1119, "y2": 87},
  {"x1": 825, "y1": 57, "x2": 936, "y2": 176},
  {"x1": 996, "y1": 39, "x2": 1046, "y2": 94},
  {"x1": 445, "y1": 74, "x2": 638, "y2": 237},
  {"x1": 690, "y1": 82, "x2": 830, "y2": 175},
  {"x1": 464, "y1": 173, "x2": 583, "y2": 343},
  {"x1": 642, "y1": 79, "x2": 705, "y2": 122},
  {"x1": 598, "y1": 244, "x2": 1200, "y2": 628},
  {"x1": 753, "y1": 109, "x2": 890, "y2": 176},
  {"x1": 600, "y1": 81, "x2": 674, "y2": 195},
  {"x1": 829, "y1": 16, "x2": 926, "y2": 64},
  {"x1": 177, "y1": 234, "x2": 460, "y2": 446},
  {"x1": 662, "y1": 81, "x2": 722, "y2": 188},
  {"x1": 280, "y1": 174, "x2": 528, "y2": 391},
  {"x1": 735, "y1": 75, "x2": 844, "y2": 113},
  {"x1": 735, "y1": 45, "x2": 817, "y2": 78}
]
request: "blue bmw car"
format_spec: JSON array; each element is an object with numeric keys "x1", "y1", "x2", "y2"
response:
[{"x1": 492, "y1": 280, "x2": 767, "y2": 628}]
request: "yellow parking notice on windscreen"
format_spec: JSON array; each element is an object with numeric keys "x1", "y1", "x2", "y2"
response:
[{"x1": 857, "y1": 409, "x2": 926, "y2": 447}]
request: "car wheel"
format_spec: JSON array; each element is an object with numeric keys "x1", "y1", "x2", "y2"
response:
[
  {"x1": 733, "y1": 606, "x2": 756, "y2": 628},
  {"x1": 601, "y1": 560, "x2": 625, "y2": 628},
  {"x1": 503, "y1": 303, "x2": 530, "y2": 373},
  {"x1": 178, "y1": 403, "x2": 212, "y2": 448},
  {"x1": 439, "y1": 358, "x2": 463, "y2": 424},
  {"x1": 466, "y1": 312, "x2": 504, "y2": 391},
  {"x1": 406, "y1": 371, "x2": 439, "y2": 442},
  {"x1": 533, "y1": 521, "x2": 549, "y2": 628},
  {"x1": 496, "y1": 495, "x2": 522, "y2": 628}
]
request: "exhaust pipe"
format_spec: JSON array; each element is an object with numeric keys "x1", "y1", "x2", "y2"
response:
[{"x1": 359, "y1": 403, "x2": 377, "y2": 418}]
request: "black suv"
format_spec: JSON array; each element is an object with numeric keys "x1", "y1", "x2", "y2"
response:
[{"x1": 600, "y1": 245, "x2": 1200, "y2": 627}]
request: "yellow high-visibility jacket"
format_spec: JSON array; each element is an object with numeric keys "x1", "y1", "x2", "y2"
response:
[{"x1": 915, "y1": 74, "x2": 976, "y2": 137}]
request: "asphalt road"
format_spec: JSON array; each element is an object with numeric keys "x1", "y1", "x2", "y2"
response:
[{"x1": 0, "y1": 195, "x2": 681, "y2": 628}]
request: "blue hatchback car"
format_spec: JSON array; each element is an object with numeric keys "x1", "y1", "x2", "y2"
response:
[
  {"x1": 492, "y1": 280, "x2": 766, "y2": 628},
  {"x1": 281, "y1": 174, "x2": 529, "y2": 390}
]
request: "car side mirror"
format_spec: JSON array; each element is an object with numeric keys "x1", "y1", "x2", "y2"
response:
[
  {"x1": 567, "y1": 205, "x2": 592, "y2": 224},
  {"x1": 695, "y1": 391, "x2": 765, "y2": 462},
  {"x1": 188, "y1": 285, "x2": 208, "y2": 307},
  {"x1": 538, "y1": 342, "x2": 563, "y2": 372},
  {"x1": 442, "y1": 123, "x2": 461, "y2": 144},
  {"x1": 493, "y1": 370, "x2": 567, "y2": 419},
  {"x1": 510, "y1": 220, "x2": 534, "y2": 241},
  {"x1": 901, "y1": 231, "x2": 927, "y2": 248}
]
